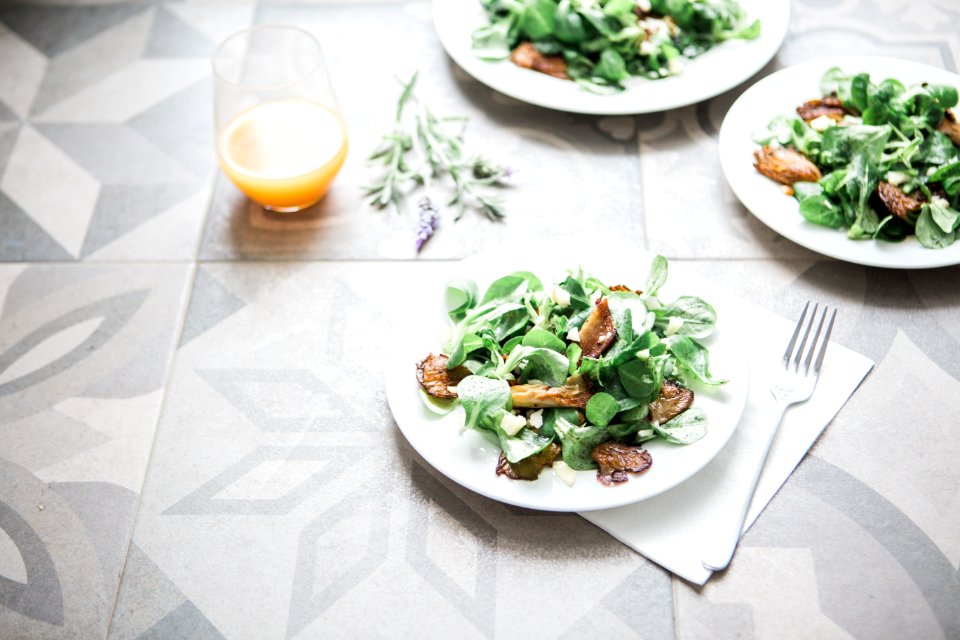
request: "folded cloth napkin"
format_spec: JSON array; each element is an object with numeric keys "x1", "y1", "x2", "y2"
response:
[{"x1": 580, "y1": 300, "x2": 874, "y2": 585}]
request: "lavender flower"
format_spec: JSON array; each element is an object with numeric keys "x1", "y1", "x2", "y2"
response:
[{"x1": 415, "y1": 196, "x2": 440, "y2": 253}]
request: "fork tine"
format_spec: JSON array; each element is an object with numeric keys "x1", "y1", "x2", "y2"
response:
[
  {"x1": 793, "y1": 303, "x2": 819, "y2": 370},
  {"x1": 803, "y1": 306, "x2": 829, "y2": 374},
  {"x1": 782, "y1": 301, "x2": 810, "y2": 366},
  {"x1": 813, "y1": 308, "x2": 838, "y2": 374}
]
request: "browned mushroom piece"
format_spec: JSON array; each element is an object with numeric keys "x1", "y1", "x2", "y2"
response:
[
  {"x1": 510, "y1": 380, "x2": 591, "y2": 408},
  {"x1": 510, "y1": 42, "x2": 569, "y2": 80},
  {"x1": 796, "y1": 96, "x2": 852, "y2": 123},
  {"x1": 938, "y1": 108, "x2": 960, "y2": 147},
  {"x1": 416, "y1": 353, "x2": 470, "y2": 400},
  {"x1": 495, "y1": 443, "x2": 562, "y2": 481},
  {"x1": 876, "y1": 181, "x2": 925, "y2": 219},
  {"x1": 648, "y1": 380, "x2": 694, "y2": 425},
  {"x1": 610, "y1": 284, "x2": 643, "y2": 295},
  {"x1": 753, "y1": 146, "x2": 823, "y2": 186},
  {"x1": 591, "y1": 442, "x2": 653, "y2": 485},
  {"x1": 579, "y1": 298, "x2": 616, "y2": 360}
]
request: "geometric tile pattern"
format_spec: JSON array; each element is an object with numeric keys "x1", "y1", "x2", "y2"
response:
[
  {"x1": 0, "y1": 2, "x2": 229, "y2": 262},
  {"x1": 1, "y1": 0, "x2": 959, "y2": 638},
  {"x1": 407, "y1": 461, "x2": 497, "y2": 638}
]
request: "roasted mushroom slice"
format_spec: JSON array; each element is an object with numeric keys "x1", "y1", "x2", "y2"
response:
[
  {"x1": 610, "y1": 284, "x2": 643, "y2": 295},
  {"x1": 416, "y1": 353, "x2": 470, "y2": 400},
  {"x1": 648, "y1": 380, "x2": 694, "y2": 425},
  {"x1": 591, "y1": 442, "x2": 652, "y2": 485},
  {"x1": 876, "y1": 181, "x2": 925, "y2": 219},
  {"x1": 495, "y1": 443, "x2": 562, "y2": 480},
  {"x1": 796, "y1": 96, "x2": 851, "y2": 123},
  {"x1": 579, "y1": 298, "x2": 616, "y2": 360},
  {"x1": 511, "y1": 381, "x2": 591, "y2": 408},
  {"x1": 753, "y1": 146, "x2": 823, "y2": 186},
  {"x1": 938, "y1": 108, "x2": 960, "y2": 147},
  {"x1": 510, "y1": 42, "x2": 569, "y2": 80}
]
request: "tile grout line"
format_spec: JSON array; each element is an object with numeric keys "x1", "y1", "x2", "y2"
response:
[
  {"x1": 102, "y1": 260, "x2": 199, "y2": 640},
  {"x1": 190, "y1": 171, "x2": 221, "y2": 264},
  {"x1": 671, "y1": 575, "x2": 682, "y2": 640}
]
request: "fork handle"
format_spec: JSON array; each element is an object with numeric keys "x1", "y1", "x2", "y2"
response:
[{"x1": 701, "y1": 398, "x2": 789, "y2": 573}]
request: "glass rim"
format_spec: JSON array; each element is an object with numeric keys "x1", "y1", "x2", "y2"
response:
[{"x1": 212, "y1": 24, "x2": 324, "y2": 91}]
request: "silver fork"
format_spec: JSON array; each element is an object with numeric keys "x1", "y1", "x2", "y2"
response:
[{"x1": 701, "y1": 301, "x2": 837, "y2": 573}]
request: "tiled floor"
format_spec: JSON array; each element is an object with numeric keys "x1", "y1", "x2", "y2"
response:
[{"x1": 1, "y1": 0, "x2": 959, "y2": 638}]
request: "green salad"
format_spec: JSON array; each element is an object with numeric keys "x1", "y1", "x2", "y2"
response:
[
  {"x1": 754, "y1": 67, "x2": 960, "y2": 249},
  {"x1": 471, "y1": 0, "x2": 760, "y2": 92},
  {"x1": 415, "y1": 256, "x2": 726, "y2": 486}
]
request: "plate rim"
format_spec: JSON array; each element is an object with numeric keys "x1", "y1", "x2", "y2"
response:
[
  {"x1": 431, "y1": 0, "x2": 791, "y2": 115},
  {"x1": 385, "y1": 248, "x2": 750, "y2": 512},
  {"x1": 719, "y1": 54, "x2": 960, "y2": 269}
]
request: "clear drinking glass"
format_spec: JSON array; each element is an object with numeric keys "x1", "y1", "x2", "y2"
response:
[{"x1": 213, "y1": 25, "x2": 348, "y2": 212}]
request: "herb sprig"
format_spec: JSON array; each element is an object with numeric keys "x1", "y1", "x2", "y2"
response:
[{"x1": 365, "y1": 73, "x2": 512, "y2": 251}]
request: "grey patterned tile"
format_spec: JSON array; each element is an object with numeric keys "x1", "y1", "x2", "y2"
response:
[
  {"x1": 677, "y1": 455, "x2": 958, "y2": 640},
  {"x1": 143, "y1": 5, "x2": 214, "y2": 59},
  {"x1": 116, "y1": 262, "x2": 663, "y2": 638},
  {"x1": 0, "y1": 262, "x2": 192, "y2": 638},
  {"x1": 108, "y1": 544, "x2": 225, "y2": 640},
  {"x1": 28, "y1": 8, "x2": 154, "y2": 117},
  {"x1": 0, "y1": 2, "x2": 243, "y2": 262},
  {"x1": 198, "y1": 3, "x2": 644, "y2": 260},
  {"x1": 0, "y1": 3, "x2": 149, "y2": 58}
]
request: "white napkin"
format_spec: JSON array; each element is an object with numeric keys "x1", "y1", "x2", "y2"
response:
[{"x1": 580, "y1": 301, "x2": 874, "y2": 585}]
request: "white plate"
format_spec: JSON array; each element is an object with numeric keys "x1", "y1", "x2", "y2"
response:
[
  {"x1": 719, "y1": 56, "x2": 960, "y2": 269},
  {"x1": 432, "y1": 0, "x2": 789, "y2": 115},
  {"x1": 385, "y1": 246, "x2": 749, "y2": 512}
]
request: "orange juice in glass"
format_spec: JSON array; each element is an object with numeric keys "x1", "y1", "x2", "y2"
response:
[{"x1": 213, "y1": 26, "x2": 347, "y2": 212}]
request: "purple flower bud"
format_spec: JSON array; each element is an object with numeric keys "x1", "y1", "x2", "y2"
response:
[{"x1": 415, "y1": 196, "x2": 440, "y2": 253}]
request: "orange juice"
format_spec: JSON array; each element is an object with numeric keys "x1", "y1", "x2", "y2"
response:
[{"x1": 218, "y1": 99, "x2": 348, "y2": 211}]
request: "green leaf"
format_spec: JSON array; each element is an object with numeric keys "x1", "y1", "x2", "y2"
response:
[
  {"x1": 616, "y1": 356, "x2": 664, "y2": 403},
  {"x1": 458, "y1": 375, "x2": 512, "y2": 432},
  {"x1": 928, "y1": 161, "x2": 960, "y2": 183},
  {"x1": 486, "y1": 304, "x2": 529, "y2": 342},
  {"x1": 553, "y1": 417, "x2": 608, "y2": 470},
  {"x1": 602, "y1": 0, "x2": 635, "y2": 19},
  {"x1": 930, "y1": 198, "x2": 960, "y2": 233},
  {"x1": 540, "y1": 407, "x2": 578, "y2": 439},
  {"x1": 522, "y1": 327, "x2": 566, "y2": 352},
  {"x1": 471, "y1": 21, "x2": 512, "y2": 60},
  {"x1": 849, "y1": 73, "x2": 871, "y2": 112},
  {"x1": 520, "y1": 0, "x2": 556, "y2": 40},
  {"x1": 554, "y1": 0, "x2": 587, "y2": 43},
  {"x1": 566, "y1": 342, "x2": 582, "y2": 375},
  {"x1": 652, "y1": 407, "x2": 707, "y2": 444},
  {"x1": 723, "y1": 18, "x2": 760, "y2": 40},
  {"x1": 654, "y1": 296, "x2": 718, "y2": 339},
  {"x1": 928, "y1": 84, "x2": 959, "y2": 109},
  {"x1": 445, "y1": 331, "x2": 483, "y2": 369},
  {"x1": 585, "y1": 392, "x2": 619, "y2": 427},
  {"x1": 668, "y1": 336, "x2": 727, "y2": 385},
  {"x1": 793, "y1": 181, "x2": 824, "y2": 203},
  {"x1": 645, "y1": 255, "x2": 668, "y2": 296},
  {"x1": 916, "y1": 204, "x2": 958, "y2": 248},
  {"x1": 481, "y1": 273, "x2": 533, "y2": 305},
  {"x1": 501, "y1": 345, "x2": 569, "y2": 387},
  {"x1": 418, "y1": 388, "x2": 459, "y2": 415},
  {"x1": 820, "y1": 67, "x2": 851, "y2": 102},
  {"x1": 446, "y1": 278, "x2": 478, "y2": 320},
  {"x1": 799, "y1": 195, "x2": 845, "y2": 229},
  {"x1": 594, "y1": 48, "x2": 629, "y2": 83},
  {"x1": 496, "y1": 424, "x2": 554, "y2": 463}
]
